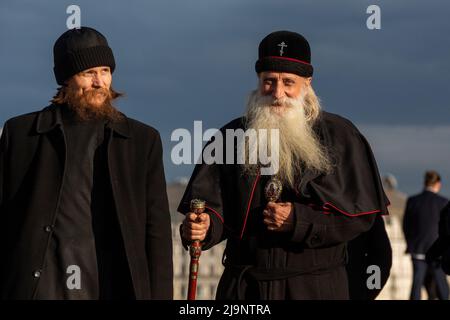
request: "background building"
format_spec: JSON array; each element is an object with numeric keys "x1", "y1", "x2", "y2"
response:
[{"x1": 377, "y1": 174, "x2": 411, "y2": 299}]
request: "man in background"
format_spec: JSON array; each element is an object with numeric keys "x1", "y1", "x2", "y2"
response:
[{"x1": 403, "y1": 170, "x2": 449, "y2": 300}]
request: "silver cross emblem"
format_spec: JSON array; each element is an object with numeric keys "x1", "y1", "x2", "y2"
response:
[{"x1": 277, "y1": 41, "x2": 288, "y2": 56}]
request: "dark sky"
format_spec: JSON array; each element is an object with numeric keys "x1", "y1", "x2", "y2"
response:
[{"x1": 1, "y1": 0, "x2": 449, "y2": 196}]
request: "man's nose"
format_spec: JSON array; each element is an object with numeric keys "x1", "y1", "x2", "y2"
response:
[
  {"x1": 271, "y1": 83, "x2": 284, "y2": 100},
  {"x1": 92, "y1": 74, "x2": 102, "y2": 87}
]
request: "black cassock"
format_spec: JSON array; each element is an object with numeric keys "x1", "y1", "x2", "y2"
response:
[{"x1": 178, "y1": 111, "x2": 390, "y2": 300}]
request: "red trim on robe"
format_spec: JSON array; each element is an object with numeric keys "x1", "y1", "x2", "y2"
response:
[
  {"x1": 206, "y1": 206, "x2": 224, "y2": 223},
  {"x1": 240, "y1": 173, "x2": 261, "y2": 239},
  {"x1": 205, "y1": 205, "x2": 238, "y2": 236},
  {"x1": 307, "y1": 202, "x2": 382, "y2": 216}
]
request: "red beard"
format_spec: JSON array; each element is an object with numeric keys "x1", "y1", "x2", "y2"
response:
[{"x1": 56, "y1": 86, "x2": 124, "y2": 122}]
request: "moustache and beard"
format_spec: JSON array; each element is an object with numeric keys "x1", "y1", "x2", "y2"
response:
[
  {"x1": 51, "y1": 85, "x2": 124, "y2": 122},
  {"x1": 243, "y1": 85, "x2": 333, "y2": 189}
]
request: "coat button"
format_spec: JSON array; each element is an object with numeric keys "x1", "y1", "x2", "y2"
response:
[
  {"x1": 33, "y1": 270, "x2": 41, "y2": 278},
  {"x1": 44, "y1": 225, "x2": 53, "y2": 233}
]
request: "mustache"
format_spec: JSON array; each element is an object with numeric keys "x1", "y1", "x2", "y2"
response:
[
  {"x1": 83, "y1": 87, "x2": 111, "y2": 99},
  {"x1": 255, "y1": 95, "x2": 301, "y2": 109},
  {"x1": 64, "y1": 87, "x2": 123, "y2": 122}
]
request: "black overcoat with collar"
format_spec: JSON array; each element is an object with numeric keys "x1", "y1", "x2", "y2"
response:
[{"x1": 0, "y1": 104, "x2": 173, "y2": 299}]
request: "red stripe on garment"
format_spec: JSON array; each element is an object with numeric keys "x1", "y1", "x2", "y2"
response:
[
  {"x1": 266, "y1": 56, "x2": 311, "y2": 66},
  {"x1": 306, "y1": 202, "x2": 381, "y2": 216},
  {"x1": 240, "y1": 173, "x2": 261, "y2": 239},
  {"x1": 205, "y1": 206, "x2": 224, "y2": 223},
  {"x1": 322, "y1": 202, "x2": 381, "y2": 216},
  {"x1": 205, "y1": 206, "x2": 237, "y2": 236}
]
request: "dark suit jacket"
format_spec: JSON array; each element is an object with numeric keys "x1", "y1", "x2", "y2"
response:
[
  {"x1": 403, "y1": 190, "x2": 448, "y2": 254},
  {"x1": 0, "y1": 105, "x2": 173, "y2": 299}
]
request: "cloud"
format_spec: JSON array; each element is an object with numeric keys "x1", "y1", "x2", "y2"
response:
[
  {"x1": 359, "y1": 124, "x2": 450, "y2": 196},
  {"x1": 2, "y1": 0, "x2": 450, "y2": 127}
]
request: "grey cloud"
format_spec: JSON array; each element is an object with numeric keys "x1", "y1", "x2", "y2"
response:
[{"x1": 359, "y1": 124, "x2": 450, "y2": 196}]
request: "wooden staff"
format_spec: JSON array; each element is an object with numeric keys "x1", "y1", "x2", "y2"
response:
[{"x1": 187, "y1": 199, "x2": 205, "y2": 300}]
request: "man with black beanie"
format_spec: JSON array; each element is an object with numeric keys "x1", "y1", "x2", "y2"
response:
[
  {"x1": 0, "y1": 27, "x2": 173, "y2": 299},
  {"x1": 179, "y1": 30, "x2": 390, "y2": 299}
]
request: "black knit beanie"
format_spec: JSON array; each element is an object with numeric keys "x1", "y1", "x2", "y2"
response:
[
  {"x1": 255, "y1": 30, "x2": 313, "y2": 77},
  {"x1": 53, "y1": 27, "x2": 116, "y2": 85}
]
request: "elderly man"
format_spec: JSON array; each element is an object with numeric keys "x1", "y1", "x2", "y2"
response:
[
  {"x1": 179, "y1": 31, "x2": 389, "y2": 299},
  {"x1": 0, "y1": 27, "x2": 172, "y2": 299}
]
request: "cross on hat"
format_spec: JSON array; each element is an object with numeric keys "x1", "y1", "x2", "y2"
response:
[{"x1": 277, "y1": 42, "x2": 287, "y2": 56}]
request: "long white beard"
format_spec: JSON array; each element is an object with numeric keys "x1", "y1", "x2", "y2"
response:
[{"x1": 243, "y1": 88, "x2": 332, "y2": 189}]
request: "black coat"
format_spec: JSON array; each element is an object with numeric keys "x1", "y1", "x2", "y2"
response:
[
  {"x1": 0, "y1": 105, "x2": 173, "y2": 299},
  {"x1": 403, "y1": 191, "x2": 449, "y2": 254},
  {"x1": 178, "y1": 112, "x2": 389, "y2": 300}
]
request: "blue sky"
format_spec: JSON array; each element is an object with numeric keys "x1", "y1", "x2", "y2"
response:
[{"x1": 1, "y1": 0, "x2": 449, "y2": 196}]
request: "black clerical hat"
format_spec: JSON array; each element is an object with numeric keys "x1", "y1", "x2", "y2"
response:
[{"x1": 255, "y1": 30, "x2": 313, "y2": 77}]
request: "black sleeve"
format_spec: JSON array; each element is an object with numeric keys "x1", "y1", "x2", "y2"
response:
[
  {"x1": 178, "y1": 161, "x2": 227, "y2": 251},
  {"x1": 346, "y1": 215, "x2": 392, "y2": 300},
  {"x1": 427, "y1": 202, "x2": 450, "y2": 262},
  {"x1": 363, "y1": 215, "x2": 392, "y2": 299},
  {"x1": 438, "y1": 202, "x2": 450, "y2": 239},
  {"x1": 290, "y1": 202, "x2": 376, "y2": 248},
  {"x1": 202, "y1": 208, "x2": 227, "y2": 250},
  {"x1": 145, "y1": 132, "x2": 173, "y2": 299},
  {"x1": 0, "y1": 121, "x2": 9, "y2": 209}
]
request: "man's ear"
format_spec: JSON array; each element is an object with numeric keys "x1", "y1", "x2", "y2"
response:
[
  {"x1": 306, "y1": 77, "x2": 312, "y2": 86},
  {"x1": 64, "y1": 74, "x2": 77, "y2": 87}
]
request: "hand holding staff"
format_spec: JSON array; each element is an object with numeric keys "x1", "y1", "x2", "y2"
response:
[{"x1": 186, "y1": 199, "x2": 206, "y2": 300}]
